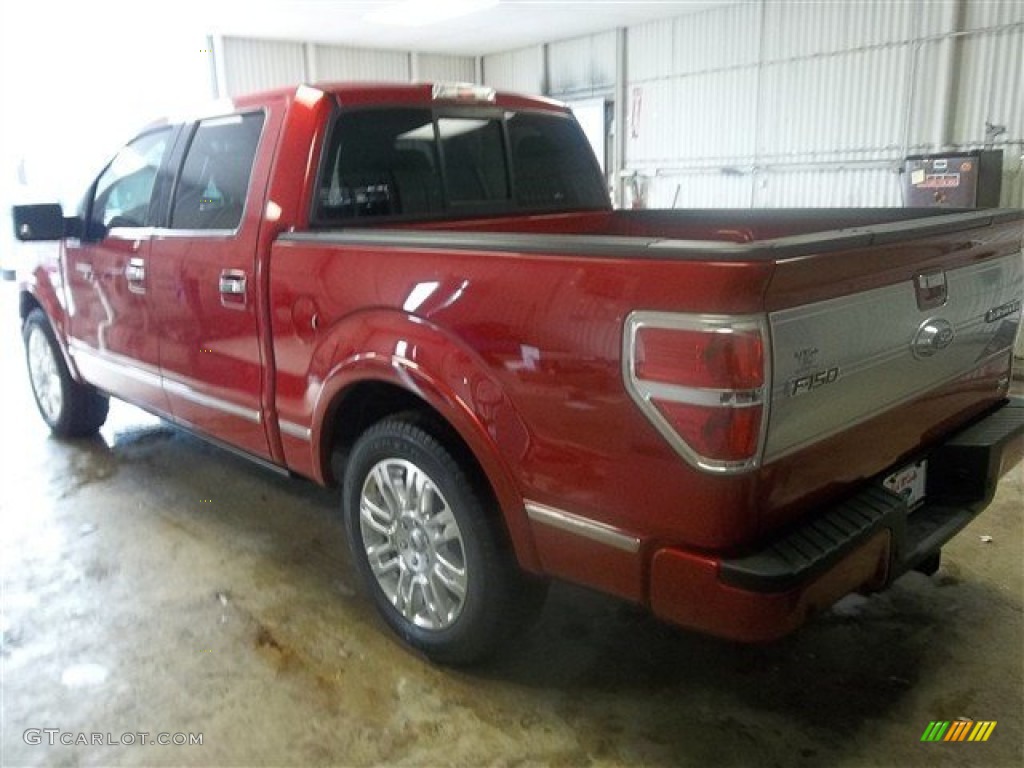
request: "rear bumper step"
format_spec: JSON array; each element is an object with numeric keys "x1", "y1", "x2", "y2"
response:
[
  {"x1": 720, "y1": 396, "x2": 1024, "y2": 592},
  {"x1": 648, "y1": 397, "x2": 1023, "y2": 642}
]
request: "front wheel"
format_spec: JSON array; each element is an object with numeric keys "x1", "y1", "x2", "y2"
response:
[
  {"x1": 23, "y1": 309, "x2": 109, "y2": 437},
  {"x1": 342, "y1": 417, "x2": 546, "y2": 664}
]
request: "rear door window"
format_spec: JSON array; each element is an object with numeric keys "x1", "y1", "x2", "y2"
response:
[{"x1": 171, "y1": 112, "x2": 264, "y2": 231}]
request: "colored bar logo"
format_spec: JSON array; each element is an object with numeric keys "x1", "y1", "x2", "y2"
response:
[{"x1": 921, "y1": 721, "x2": 997, "y2": 742}]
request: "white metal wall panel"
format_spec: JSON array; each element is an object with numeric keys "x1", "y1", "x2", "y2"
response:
[
  {"x1": 646, "y1": 173, "x2": 752, "y2": 209},
  {"x1": 313, "y1": 45, "x2": 409, "y2": 82},
  {"x1": 904, "y1": 39, "x2": 946, "y2": 151},
  {"x1": 954, "y1": 28, "x2": 1023, "y2": 144},
  {"x1": 757, "y1": 45, "x2": 910, "y2": 161},
  {"x1": 761, "y1": 1, "x2": 916, "y2": 60},
  {"x1": 482, "y1": 46, "x2": 543, "y2": 94},
  {"x1": 627, "y1": 4, "x2": 760, "y2": 171},
  {"x1": 627, "y1": 19, "x2": 674, "y2": 82},
  {"x1": 222, "y1": 37, "x2": 305, "y2": 97},
  {"x1": 548, "y1": 30, "x2": 616, "y2": 97},
  {"x1": 590, "y1": 30, "x2": 617, "y2": 89},
  {"x1": 916, "y1": 0, "x2": 957, "y2": 37},
  {"x1": 673, "y1": 2, "x2": 760, "y2": 73},
  {"x1": 417, "y1": 54, "x2": 475, "y2": 83},
  {"x1": 644, "y1": 167, "x2": 905, "y2": 210},
  {"x1": 755, "y1": 168, "x2": 903, "y2": 208},
  {"x1": 1001, "y1": 156, "x2": 1022, "y2": 209},
  {"x1": 629, "y1": 69, "x2": 758, "y2": 166},
  {"x1": 965, "y1": 0, "x2": 1024, "y2": 30},
  {"x1": 548, "y1": 37, "x2": 591, "y2": 95}
]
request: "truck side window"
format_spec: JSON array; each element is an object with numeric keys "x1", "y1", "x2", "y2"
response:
[
  {"x1": 171, "y1": 112, "x2": 264, "y2": 231},
  {"x1": 90, "y1": 128, "x2": 172, "y2": 234}
]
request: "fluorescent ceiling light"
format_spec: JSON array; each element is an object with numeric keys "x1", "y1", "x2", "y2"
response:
[{"x1": 365, "y1": 0, "x2": 499, "y2": 28}]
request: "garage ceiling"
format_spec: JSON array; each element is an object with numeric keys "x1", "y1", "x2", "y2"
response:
[{"x1": 203, "y1": 0, "x2": 730, "y2": 56}]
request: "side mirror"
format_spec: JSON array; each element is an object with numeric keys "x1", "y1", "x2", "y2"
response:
[{"x1": 12, "y1": 204, "x2": 82, "y2": 241}]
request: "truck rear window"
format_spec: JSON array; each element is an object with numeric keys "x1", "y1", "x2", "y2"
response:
[{"x1": 315, "y1": 107, "x2": 607, "y2": 223}]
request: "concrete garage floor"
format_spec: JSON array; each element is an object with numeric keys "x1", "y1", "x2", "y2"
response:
[{"x1": 1, "y1": 281, "x2": 1021, "y2": 768}]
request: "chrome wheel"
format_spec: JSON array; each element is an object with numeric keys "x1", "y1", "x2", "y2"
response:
[
  {"x1": 359, "y1": 458, "x2": 468, "y2": 630},
  {"x1": 27, "y1": 324, "x2": 63, "y2": 424}
]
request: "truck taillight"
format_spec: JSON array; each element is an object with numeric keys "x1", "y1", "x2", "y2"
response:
[
  {"x1": 624, "y1": 312, "x2": 770, "y2": 473},
  {"x1": 634, "y1": 326, "x2": 763, "y2": 390}
]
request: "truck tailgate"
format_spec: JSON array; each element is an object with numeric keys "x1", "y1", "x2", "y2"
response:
[{"x1": 759, "y1": 216, "x2": 1022, "y2": 533}]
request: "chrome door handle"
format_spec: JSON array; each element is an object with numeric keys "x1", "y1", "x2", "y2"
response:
[
  {"x1": 218, "y1": 270, "x2": 247, "y2": 295},
  {"x1": 124, "y1": 258, "x2": 146, "y2": 282},
  {"x1": 125, "y1": 257, "x2": 146, "y2": 293}
]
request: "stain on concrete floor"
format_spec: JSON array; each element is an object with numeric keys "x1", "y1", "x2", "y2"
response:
[{"x1": 1, "y1": 284, "x2": 1021, "y2": 767}]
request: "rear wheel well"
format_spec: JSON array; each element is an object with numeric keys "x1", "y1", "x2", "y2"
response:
[{"x1": 324, "y1": 381, "x2": 514, "y2": 550}]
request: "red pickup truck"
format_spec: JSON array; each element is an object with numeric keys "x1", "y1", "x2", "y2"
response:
[{"x1": 14, "y1": 82, "x2": 1024, "y2": 663}]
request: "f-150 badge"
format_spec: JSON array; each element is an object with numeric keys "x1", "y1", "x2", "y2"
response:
[{"x1": 789, "y1": 366, "x2": 840, "y2": 397}]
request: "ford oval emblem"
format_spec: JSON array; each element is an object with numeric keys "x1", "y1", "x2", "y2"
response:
[{"x1": 912, "y1": 318, "x2": 955, "y2": 359}]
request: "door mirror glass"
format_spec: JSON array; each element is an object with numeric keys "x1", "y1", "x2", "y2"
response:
[{"x1": 12, "y1": 203, "x2": 66, "y2": 241}]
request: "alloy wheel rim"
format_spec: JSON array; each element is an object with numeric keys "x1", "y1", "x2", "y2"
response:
[
  {"x1": 359, "y1": 458, "x2": 468, "y2": 630},
  {"x1": 27, "y1": 326, "x2": 62, "y2": 424}
]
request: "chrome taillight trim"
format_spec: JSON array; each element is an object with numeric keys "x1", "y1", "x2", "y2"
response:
[{"x1": 622, "y1": 311, "x2": 772, "y2": 474}]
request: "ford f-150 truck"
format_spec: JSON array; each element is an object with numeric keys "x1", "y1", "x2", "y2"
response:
[{"x1": 14, "y1": 82, "x2": 1024, "y2": 664}]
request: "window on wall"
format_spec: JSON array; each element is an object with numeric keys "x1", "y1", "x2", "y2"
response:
[
  {"x1": 90, "y1": 128, "x2": 173, "y2": 233},
  {"x1": 171, "y1": 112, "x2": 264, "y2": 230}
]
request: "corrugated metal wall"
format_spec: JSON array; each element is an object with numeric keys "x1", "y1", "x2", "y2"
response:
[
  {"x1": 484, "y1": 0, "x2": 1022, "y2": 209},
  {"x1": 417, "y1": 54, "x2": 475, "y2": 83},
  {"x1": 481, "y1": 46, "x2": 544, "y2": 94},
  {"x1": 623, "y1": 1, "x2": 1022, "y2": 209},
  {"x1": 221, "y1": 37, "x2": 306, "y2": 96},
  {"x1": 218, "y1": 36, "x2": 474, "y2": 95},
  {"x1": 546, "y1": 31, "x2": 616, "y2": 99},
  {"x1": 312, "y1": 45, "x2": 409, "y2": 81}
]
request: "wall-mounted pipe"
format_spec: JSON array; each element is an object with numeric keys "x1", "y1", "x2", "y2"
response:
[
  {"x1": 613, "y1": 27, "x2": 628, "y2": 209},
  {"x1": 933, "y1": 0, "x2": 967, "y2": 151}
]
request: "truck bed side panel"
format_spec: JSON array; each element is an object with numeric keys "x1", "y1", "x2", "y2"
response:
[{"x1": 269, "y1": 239, "x2": 774, "y2": 564}]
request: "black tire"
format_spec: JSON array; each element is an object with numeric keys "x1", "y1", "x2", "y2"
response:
[
  {"x1": 22, "y1": 308, "x2": 109, "y2": 437},
  {"x1": 342, "y1": 417, "x2": 546, "y2": 665}
]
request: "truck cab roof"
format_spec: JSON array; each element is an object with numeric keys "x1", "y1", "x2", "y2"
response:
[{"x1": 232, "y1": 81, "x2": 572, "y2": 114}]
